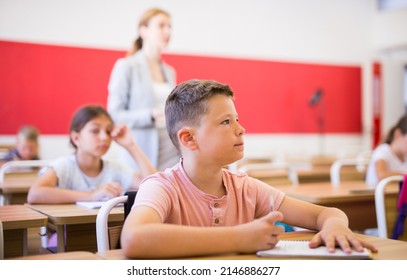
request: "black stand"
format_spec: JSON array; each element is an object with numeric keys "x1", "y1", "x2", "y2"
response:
[{"x1": 309, "y1": 89, "x2": 325, "y2": 155}]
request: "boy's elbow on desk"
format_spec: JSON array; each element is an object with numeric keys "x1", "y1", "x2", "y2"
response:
[{"x1": 120, "y1": 228, "x2": 147, "y2": 258}]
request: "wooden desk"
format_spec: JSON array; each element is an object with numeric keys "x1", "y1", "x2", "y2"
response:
[
  {"x1": 248, "y1": 165, "x2": 365, "y2": 185},
  {"x1": 9, "y1": 250, "x2": 102, "y2": 260},
  {"x1": 0, "y1": 181, "x2": 32, "y2": 205},
  {"x1": 277, "y1": 181, "x2": 399, "y2": 231},
  {"x1": 0, "y1": 205, "x2": 48, "y2": 258},
  {"x1": 97, "y1": 231, "x2": 407, "y2": 260},
  {"x1": 2, "y1": 169, "x2": 39, "y2": 182},
  {"x1": 0, "y1": 168, "x2": 40, "y2": 205},
  {"x1": 26, "y1": 203, "x2": 124, "y2": 253}
]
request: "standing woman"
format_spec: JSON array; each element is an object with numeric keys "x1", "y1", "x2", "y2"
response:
[{"x1": 107, "y1": 8, "x2": 180, "y2": 171}]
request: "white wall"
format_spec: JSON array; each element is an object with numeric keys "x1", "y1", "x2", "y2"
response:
[{"x1": 1, "y1": 0, "x2": 407, "y2": 161}]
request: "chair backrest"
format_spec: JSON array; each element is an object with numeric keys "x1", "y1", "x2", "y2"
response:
[
  {"x1": 0, "y1": 220, "x2": 3, "y2": 260},
  {"x1": 238, "y1": 162, "x2": 299, "y2": 186},
  {"x1": 329, "y1": 158, "x2": 369, "y2": 187},
  {"x1": 96, "y1": 191, "x2": 137, "y2": 253},
  {"x1": 375, "y1": 175, "x2": 403, "y2": 239},
  {"x1": 0, "y1": 160, "x2": 50, "y2": 183}
]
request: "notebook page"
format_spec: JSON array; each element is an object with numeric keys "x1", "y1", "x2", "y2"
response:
[
  {"x1": 257, "y1": 240, "x2": 371, "y2": 259},
  {"x1": 75, "y1": 201, "x2": 123, "y2": 209}
]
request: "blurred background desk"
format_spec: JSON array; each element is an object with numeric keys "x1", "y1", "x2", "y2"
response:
[
  {"x1": 277, "y1": 181, "x2": 398, "y2": 231},
  {"x1": 0, "y1": 205, "x2": 47, "y2": 258},
  {"x1": 26, "y1": 203, "x2": 124, "y2": 253},
  {"x1": 0, "y1": 181, "x2": 31, "y2": 205},
  {"x1": 0, "y1": 164, "x2": 43, "y2": 205},
  {"x1": 248, "y1": 165, "x2": 366, "y2": 186}
]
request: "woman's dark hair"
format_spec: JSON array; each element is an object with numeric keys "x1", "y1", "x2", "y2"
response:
[
  {"x1": 384, "y1": 114, "x2": 407, "y2": 144},
  {"x1": 69, "y1": 105, "x2": 113, "y2": 149}
]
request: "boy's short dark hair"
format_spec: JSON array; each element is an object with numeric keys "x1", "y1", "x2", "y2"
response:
[{"x1": 165, "y1": 79, "x2": 234, "y2": 148}]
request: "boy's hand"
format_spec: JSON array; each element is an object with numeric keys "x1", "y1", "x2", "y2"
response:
[
  {"x1": 309, "y1": 218, "x2": 378, "y2": 254},
  {"x1": 235, "y1": 211, "x2": 285, "y2": 253}
]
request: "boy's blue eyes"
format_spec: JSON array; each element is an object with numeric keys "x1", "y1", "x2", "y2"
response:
[{"x1": 221, "y1": 119, "x2": 239, "y2": 125}]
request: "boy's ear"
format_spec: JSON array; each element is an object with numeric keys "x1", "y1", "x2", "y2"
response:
[{"x1": 178, "y1": 128, "x2": 197, "y2": 150}]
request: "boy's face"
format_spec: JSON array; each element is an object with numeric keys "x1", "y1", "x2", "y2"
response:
[
  {"x1": 71, "y1": 115, "x2": 113, "y2": 157},
  {"x1": 16, "y1": 138, "x2": 38, "y2": 160},
  {"x1": 193, "y1": 94, "x2": 245, "y2": 165}
]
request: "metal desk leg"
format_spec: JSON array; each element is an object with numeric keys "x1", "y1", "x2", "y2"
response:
[{"x1": 56, "y1": 225, "x2": 65, "y2": 252}]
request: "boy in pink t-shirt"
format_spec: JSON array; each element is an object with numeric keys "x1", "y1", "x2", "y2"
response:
[{"x1": 121, "y1": 79, "x2": 377, "y2": 258}]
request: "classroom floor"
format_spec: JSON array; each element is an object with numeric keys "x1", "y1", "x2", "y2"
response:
[{"x1": 27, "y1": 227, "x2": 52, "y2": 255}]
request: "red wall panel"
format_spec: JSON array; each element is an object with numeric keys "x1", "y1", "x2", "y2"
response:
[{"x1": 0, "y1": 40, "x2": 361, "y2": 134}]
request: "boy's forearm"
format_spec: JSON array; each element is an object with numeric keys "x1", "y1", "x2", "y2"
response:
[
  {"x1": 316, "y1": 207, "x2": 349, "y2": 231},
  {"x1": 121, "y1": 223, "x2": 239, "y2": 259}
]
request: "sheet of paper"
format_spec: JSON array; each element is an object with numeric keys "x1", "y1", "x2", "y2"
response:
[
  {"x1": 257, "y1": 240, "x2": 371, "y2": 259},
  {"x1": 75, "y1": 201, "x2": 123, "y2": 209}
]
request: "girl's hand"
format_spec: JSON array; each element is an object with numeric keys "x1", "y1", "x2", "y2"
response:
[
  {"x1": 91, "y1": 182, "x2": 122, "y2": 201},
  {"x1": 111, "y1": 124, "x2": 134, "y2": 149}
]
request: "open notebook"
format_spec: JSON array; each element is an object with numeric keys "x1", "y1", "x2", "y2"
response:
[
  {"x1": 76, "y1": 201, "x2": 123, "y2": 209},
  {"x1": 257, "y1": 240, "x2": 371, "y2": 259}
]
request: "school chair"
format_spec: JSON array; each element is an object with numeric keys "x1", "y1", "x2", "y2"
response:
[
  {"x1": 0, "y1": 159, "x2": 50, "y2": 183},
  {"x1": 375, "y1": 175, "x2": 404, "y2": 239},
  {"x1": 329, "y1": 158, "x2": 369, "y2": 188},
  {"x1": 0, "y1": 220, "x2": 3, "y2": 260},
  {"x1": 238, "y1": 162, "x2": 299, "y2": 186},
  {"x1": 0, "y1": 160, "x2": 50, "y2": 247},
  {"x1": 96, "y1": 191, "x2": 137, "y2": 253}
]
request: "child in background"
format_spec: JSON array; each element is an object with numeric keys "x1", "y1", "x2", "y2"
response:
[
  {"x1": 120, "y1": 79, "x2": 377, "y2": 259},
  {"x1": 365, "y1": 113, "x2": 407, "y2": 187},
  {"x1": 27, "y1": 105, "x2": 156, "y2": 204},
  {"x1": 0, "y1": 125, "x2": 40, "y2": 166}
]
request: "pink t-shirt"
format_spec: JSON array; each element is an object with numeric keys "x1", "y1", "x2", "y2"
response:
[{"x1": 134, "y1": 159, "x2": 285, "y2": 226}]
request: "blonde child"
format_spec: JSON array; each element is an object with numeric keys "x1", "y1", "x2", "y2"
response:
[
  {"x1": 120, "y1": 79, "x2": 377, "y2": 258},
  {"x1": 0, "y1": 125, "x2": 40, "y2": 166},
  {"x1": 27, "y1": 105, "x2": 156, "y2": 204}
]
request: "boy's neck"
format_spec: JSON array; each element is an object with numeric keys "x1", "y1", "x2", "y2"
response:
[{"x1": 182, "y1": 158, "x2": 226, "y2": 198}]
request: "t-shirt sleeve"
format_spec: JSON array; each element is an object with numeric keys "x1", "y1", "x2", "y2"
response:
[
  {"x1": 45, "y1": 157, "x2": 71, "y2": 189},
  {"x1": 132, "y1": 177, "x2": 173, "y2": 223}
]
